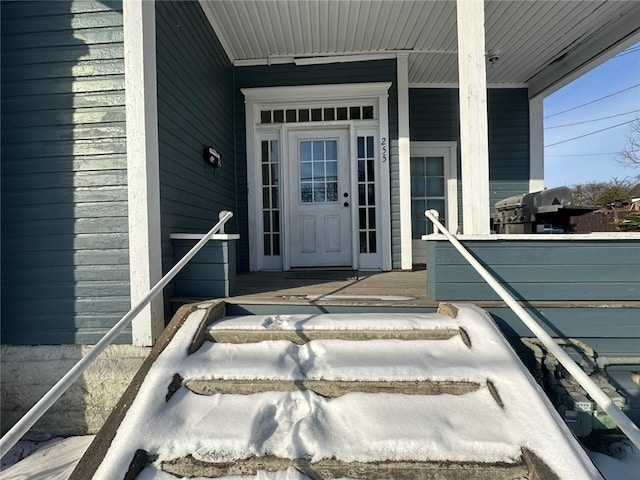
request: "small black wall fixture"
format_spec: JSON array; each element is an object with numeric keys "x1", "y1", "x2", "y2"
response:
[{"x1": 203, "y1": 146, "x2": 222, "y2": 169}]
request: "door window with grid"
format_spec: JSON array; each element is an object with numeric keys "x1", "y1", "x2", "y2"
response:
[{"x1": 411, "y1": 156, "x2": 446, "y2": 237}]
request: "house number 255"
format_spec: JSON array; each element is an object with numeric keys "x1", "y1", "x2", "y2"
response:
[{"x1": 381, "y1": 137, "x2": 388, "y2": 163}]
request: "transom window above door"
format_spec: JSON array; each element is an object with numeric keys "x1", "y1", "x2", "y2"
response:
[
  {"x1": 261, "y1": 105, "x2": 374, "y2": 124},
  {"x1": 299, "y1": 139, "x2": 338, "y2": 203}
]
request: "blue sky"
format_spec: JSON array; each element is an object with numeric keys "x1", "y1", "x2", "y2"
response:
[{"x1": 543, "y1": 42, "x2": 640, "y2": 188}]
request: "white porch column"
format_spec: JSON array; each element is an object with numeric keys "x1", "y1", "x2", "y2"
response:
[
  {"x1": 456, "y1": 0, "x2": 490, "y2": 234},
  {"x1": 397, "y1": 52, "x2": 412, "y2": 269},
  {"x1": 123, "y1": 0, "x2": 164, "y2": 346},
  {"x1": 529, "y1": 95, "x2": 545, "y2": 192}
]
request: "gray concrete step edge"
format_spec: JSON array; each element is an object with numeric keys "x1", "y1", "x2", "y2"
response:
[
  {"x1": 160, "y1": 451, "x2": 549, "y2": 480},
  {"x1": 205, "y1": 328, "x2": 464, "y2": 345},
  {"x1": 184, "y1": 378, "x2": 482, "y2": 397}
]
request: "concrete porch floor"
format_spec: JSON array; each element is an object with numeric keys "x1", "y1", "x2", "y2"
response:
[{"x1": 231, "y1": 269, "x2": 440, "y2": 308}]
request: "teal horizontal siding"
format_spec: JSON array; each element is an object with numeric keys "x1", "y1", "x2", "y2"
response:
[
  {"x1": 0, "y1": 329, "x2": 131, "y2": 346},
  {"x1": 155, "y1": 1, "x2": 235, "y2": 311},
  {"x1": 390, "y1": 139, "x2": 401, "y2": 268},
  {"x1": 8, "y1": 264, "x2": 129, "y2": 282},
  {"x1": 433, "y1": 242, "x2": 638, "y2": 265},
  {"x1": 2, "y1": 249, "x2": 129, "y2": 268},
  {"x1": 434, "y1": 264, "x2": 640, "y2": 282},
  {"x1": 437, "y1": 283, "x2": 636, "y2": 301},
  {"x1": 172, "y1": 239, "x2": 236, "y2": 298},
  {"x1": 1, "y1": 0, "x2": 129, "y2": 345},
  {"x1": 2, "y1": 92, "x2": 126, "y2": 113},
  {"x1": 172, "y1": 245, "x2": 231, "y2": 266},
  {"x1": 426, "y1": 239, "x2": 640, "y2": 301},
  {"x1": 409, "y1": 88, "x2": 530, "y2": 235},
  {"x1": 487, "y1": 307, "x2": 640, "y2": 341}
]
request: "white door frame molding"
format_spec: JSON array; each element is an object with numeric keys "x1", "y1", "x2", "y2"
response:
[
  {"x1": 242, "y1": 83, "x2": 392, "y2": 271},
  {"x1": 410, "y1": 141, "x2": 458, "y2": 265}
]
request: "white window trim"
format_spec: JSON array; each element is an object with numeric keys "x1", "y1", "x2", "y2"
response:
[
  {"x1": 242, "y1": 83, "x2": 392, "y2": 271},
  {"x1": 256, "y1": 131, "x2": 283, "y2": 271},
  {"x1": 410, "y1": 142, "x2": 459, "y2": 261}
]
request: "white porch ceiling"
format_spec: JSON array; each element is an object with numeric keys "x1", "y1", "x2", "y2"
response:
[{"x1": 199, "y1": 0, "x2": 640, "y2": 92}]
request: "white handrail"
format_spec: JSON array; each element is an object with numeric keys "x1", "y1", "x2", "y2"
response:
[
  {"x1": 424, "y1": 209, "x2": 640, "y2": 449},
  {"x1": 0, "y1": 211, "x2": 234, "y2": 458}
]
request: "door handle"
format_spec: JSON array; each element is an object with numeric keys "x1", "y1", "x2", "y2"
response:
[{"x1": 344, "y1": 202, "x2": 349, "y2": 207}]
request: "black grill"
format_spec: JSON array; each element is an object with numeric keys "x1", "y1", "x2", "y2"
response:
[{"x1": 491, "y1": 187, "x2": 596, "y2": 234}]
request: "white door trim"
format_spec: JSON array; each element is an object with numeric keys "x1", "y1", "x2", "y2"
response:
[
  {"x1": 243, "y1": 83, "x2": 391, "y2": 271},
  {"x1": 409, "y1": 141, "x2": 458, "y2": 264}
]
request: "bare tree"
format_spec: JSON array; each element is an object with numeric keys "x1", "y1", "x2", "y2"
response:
[
  {"x1": 617, "y1": 119, "x2": 640, "y2": 168},
  {"x1": 571, "y1": 176, "x2": 639, "y2": 206}
]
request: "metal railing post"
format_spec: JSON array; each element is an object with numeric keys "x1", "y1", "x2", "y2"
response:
[
  {"x1": 0, "y1": 211, "x2": 234, "y2": 458},
  {"x1": 424, "y1": 209, "x2": 640, "y2": 449}
]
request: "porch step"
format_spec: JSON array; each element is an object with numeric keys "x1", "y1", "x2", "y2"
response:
[
  {"x1": 161, "y1": 453, "x2": 534, "y2": 479},
  {"x1": 204, "y1": 327, "x2": 462, "y2": 344},
  {"x1": 184, "y1": 378, "x2": 482, "y2": 397},
  {"x1": 77, "y1": 302, "x2": 601, "y2": 480}
]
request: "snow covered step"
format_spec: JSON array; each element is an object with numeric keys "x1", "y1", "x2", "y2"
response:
[
  {"x1": 180, "y1": 336, "x2": 479, "y2": 385},
  {"x1": 204, "y1": 308, "x2": 470, "y2": 346},
  {"x1": 82, "y1": 302, "x2": 602, "y2": 480}
]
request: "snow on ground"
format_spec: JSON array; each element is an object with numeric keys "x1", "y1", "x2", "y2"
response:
[
  {"x1": 588, "y1": 436, "x2": 640, "y2": 480},
  {"x1": 0, "y1": 436, "x2": 93, "y2": 480}
]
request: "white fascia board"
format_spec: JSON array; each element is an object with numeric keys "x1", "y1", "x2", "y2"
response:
[
  {"x1": 528, "y1": 13, "x2": 640, "y2": 98},
  {"x1": 234, "y1": 57, "x2": 294, "y2": 67},
  {"x1": 242, "y1": 83, "x2": 393, "y2": 104},
  {"x1": 293, "y1": 53, "x2": 397, "y2": 65},
  {"x1": 123, "y1": 0, "x2": 164, "y2": 346}
]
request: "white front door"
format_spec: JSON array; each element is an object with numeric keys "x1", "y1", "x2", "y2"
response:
[{"x1": 288, "y1": 129, "x2": 352, "y2": 268}]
